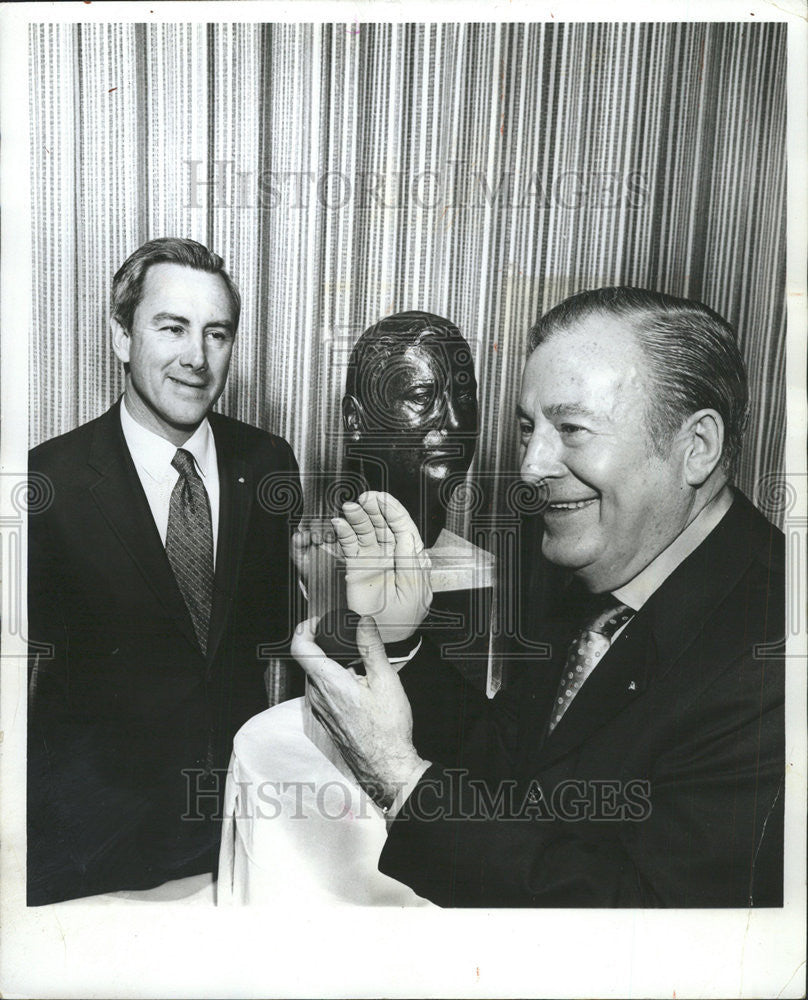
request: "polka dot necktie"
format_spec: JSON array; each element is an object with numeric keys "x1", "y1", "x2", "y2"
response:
[
  {"x1": 166, "y1": 448, "x2": 214, "y2": 655},
  {"x1": 547, "y1": 597, "x2": 634, "y2": 734}
]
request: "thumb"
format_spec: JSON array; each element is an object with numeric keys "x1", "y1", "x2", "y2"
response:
[{"x1": 356, "y1": 615, "x2": 394, "y2": 684}]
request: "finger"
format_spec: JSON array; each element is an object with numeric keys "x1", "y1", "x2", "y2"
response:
[
  {"x1": 310, "y1": 530, "x2": 322, "y2": 546},
  {"x1": 376, "y1": 493, "x2": 426, "y2": 555},
  {"x1": 341, "y1": 501, "x2": 379, "y2": 549},
  {"x1": 292, "y1": 529, "x2": 310, "y2": 549},
  {"x1": 331, "y1": 517, "x2": 360, "y2": 560},
  {"x1": 377, "y1": 495, "x2": 431, "y2": 598},
  {"x1": 356, "y1": 491, "x2": 395, "y2": 549},
  {"x1": 345, "y1": 665, "x2": 368, "y2": 682},
  {"x1": 356, "y1": 615, "x2": 396, "y2": 686},
  {"x1": 290, "y1": 617, "x2": 347, "y2": 687}
]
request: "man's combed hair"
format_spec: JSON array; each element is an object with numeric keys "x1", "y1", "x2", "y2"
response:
[
  {"x1": 111, "y1": 237, "x2": 242, "y2": 332},
  {"x1": 527, "y1": 287, "x2": 750, "y2": 476}
]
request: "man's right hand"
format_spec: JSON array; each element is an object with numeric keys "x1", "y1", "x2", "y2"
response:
[
  {"x1": 292, "y1": 615, "x2": 426, "y2": 808},
  {"x1": 331, "y1": 492, "x2": 432, "y2": 644}
]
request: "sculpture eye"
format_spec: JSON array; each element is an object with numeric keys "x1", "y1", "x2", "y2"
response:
[{"x1": 405, "y1": 388, "x2": 433, "y2": 407}]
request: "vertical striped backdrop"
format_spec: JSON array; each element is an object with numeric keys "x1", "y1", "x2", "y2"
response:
[{"x1": 29, "y1": 22, "x2": 787, "y2": 685}]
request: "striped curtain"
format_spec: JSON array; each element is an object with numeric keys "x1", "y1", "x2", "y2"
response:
[{"x1": 29, "y1": 22, "x2": 786, "y2": 522}]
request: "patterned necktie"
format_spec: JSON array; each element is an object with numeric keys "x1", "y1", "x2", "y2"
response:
[
  {"x1": 166, "y1": 448, "x2": 214, "y2": 655},
  {"x1": 547, "y1": 596, "x2": 634, "y2": 734}
]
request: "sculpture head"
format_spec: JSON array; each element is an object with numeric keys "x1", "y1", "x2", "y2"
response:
[{"x1": 343, "y1": 311, "x2": 479, "y2": 546}]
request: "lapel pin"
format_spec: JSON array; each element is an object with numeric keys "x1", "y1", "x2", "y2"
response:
[
  {"x1": 628, "y1": 680, "x2": 636, "y2": 691},
  {"x1": 237, "y1": 477, "x2": 245, "y2": 484}
]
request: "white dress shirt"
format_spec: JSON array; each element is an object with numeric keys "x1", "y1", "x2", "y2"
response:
[
  {"x1": 611, "y1": 484, "x2": 734, "y2": 635},
  {"x1": 119, "y1": 398, "x2": 221, "y2": 567}
]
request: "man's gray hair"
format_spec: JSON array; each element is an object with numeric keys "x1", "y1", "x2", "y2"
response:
[
  {"x1": 111, "y1": 237, "x2": 241, "y2": 333},
  {"x1": 527, "y1": 287, "x2": 749, "y2": 476}
]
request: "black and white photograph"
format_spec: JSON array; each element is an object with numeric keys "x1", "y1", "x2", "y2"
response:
[{"x1": 1, "y1": 1, "x2": 805, "y2": 997}]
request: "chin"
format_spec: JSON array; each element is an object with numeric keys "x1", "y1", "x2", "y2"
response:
[
  {"x1": 423, "y1": 464, "x2": 452, "y2": 481},
  {"x1": 541, "y1": 538, "x2": 597, "y2": 573},
  {"x1": 166, "y1": 401, "x2": 210, "y2": 425},
  {"x1": 425, "y1": 459, "x2": 469, "y2": 479}
]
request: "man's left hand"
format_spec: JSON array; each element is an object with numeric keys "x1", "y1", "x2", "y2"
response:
[{"x1": 292, "y1": 615, "x2": 426, "y2": 809}]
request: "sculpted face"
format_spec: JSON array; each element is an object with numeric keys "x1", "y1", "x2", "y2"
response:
[
  {"x1": 112, "y1": 262, "x2": 236, "y2": 445},
  {"x1": 517, "y1": 314, "x2": 696, "y2": 592},
  {"x1": 359, "y1": 333, "x2": 478, "y2": 484},
  {"x1": 344, "y1": 315, "x2": 479, "y2": 545}
]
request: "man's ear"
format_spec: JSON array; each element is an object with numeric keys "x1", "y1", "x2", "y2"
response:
[
  {"x1": 110, "y1": 317, "x2": 131, "y2": 364},
  {"x1": 680, "y1": 409, "x2": 725, "y2": 486},
  {"x1": 342, "y1": 395, "x2": 366, "y2": 438}
]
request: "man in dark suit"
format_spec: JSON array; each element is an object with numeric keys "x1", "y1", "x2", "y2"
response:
[
  {"x1": 293, "y1": 287, "x2": 785, "y2": 907},
  {"x1": 28, "y1": 237, "x2": 301, "y2": 905}
]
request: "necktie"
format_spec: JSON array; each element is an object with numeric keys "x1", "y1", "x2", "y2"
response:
[
  {"x1": 166, "y1": 448, "x2": 214, "y2": 655},
  {"x1": 547, "y1": 596, "x2": 633, "y2": 734}
]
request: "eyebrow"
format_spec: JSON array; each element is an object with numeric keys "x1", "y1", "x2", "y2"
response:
[
  {"x1": 151, "y1": 312, "x2": 234, "y2": 332},
  {"x1": 544, "y1": 403, "x2": 600, "y2": 421},
  {"x1": 515, "y1": 402, "x2": 601, "y2": 422},
  {"x1": 151, "y1": 312, "x2": 189, "y2": 326}
]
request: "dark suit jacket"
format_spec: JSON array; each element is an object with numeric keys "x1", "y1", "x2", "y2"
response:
[
  {"x1": 399, "y1": 635, "x2": 489, "y2": 768},
  {"x1": 27, "y1": 401, "x2": 302, "y2": 904},
  {"x1": 380, "y1": 490, "x2": 785, "y2": 907}
]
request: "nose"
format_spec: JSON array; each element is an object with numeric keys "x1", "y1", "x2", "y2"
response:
[
  {"x1": 520, "y1": 425, "x2": 566, "y2": 484},
  {"x1": 444, "y1": 393, "x2": 461, "y2": 432},
  {"x1": 179, "y1": 329, "x2": 208, "y2": 371}
]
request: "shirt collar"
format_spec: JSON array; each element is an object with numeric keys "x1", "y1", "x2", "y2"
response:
[
  {"x1": 612, "y1": 484, "x2": 734, "y2": 612},
  {"x1": 119, "y1": 395, "x2": 216, "y2": 483}
]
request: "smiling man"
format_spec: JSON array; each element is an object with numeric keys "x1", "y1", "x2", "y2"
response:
[
  {"x1": 27, "y1": 238, "x2": 301, "y2": 904},
  {"x1": 294, "y1": 286, "x2": 785, "y2": 908}
]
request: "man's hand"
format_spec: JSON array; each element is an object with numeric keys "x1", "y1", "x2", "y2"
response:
[
  {"x1": 291, "y1": 524, "x2": 336, "y2": 585},
  {"x1": 292, "y1": 615, "x2": 425, "y2": 808},
  {"x1": 331, "y1": 492, "x2": 432, "y2": 643},
  {"x1": 291, "y1": 523, "x2": 344, "y2": 617}
]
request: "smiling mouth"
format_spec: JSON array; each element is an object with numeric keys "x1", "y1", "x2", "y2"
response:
[
  {"x1": 546, "y1": 498, "x2": 598, "y2": 512},
  {"x1": 169, "y1": 376, "x2": 208, "y2": 390}
]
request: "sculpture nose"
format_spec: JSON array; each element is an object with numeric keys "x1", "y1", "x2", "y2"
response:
[{"x1": 444, "y1": 394, "x2": 461, "y2": 431}]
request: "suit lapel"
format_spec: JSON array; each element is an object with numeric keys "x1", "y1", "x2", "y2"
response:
[
  {"x1": 87, "y1": 403, "x2": 200, "y2": 655},
  {"x1": 530, "y1": 491, "x2": 777, "y2": 769},
  {"x1": 534, "y1": 620, "x2": 655, "y2": 767},
  {"x1": 205, "y1": 416, "x2": 253, "y2": 667}
]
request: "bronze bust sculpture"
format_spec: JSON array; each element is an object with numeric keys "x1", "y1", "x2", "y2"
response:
[
  {"x1": 304, "y1": 310, "x2": 493, "y2": 772},
  {"x1": 342, "y1": 310, "x2": 479, "y2": 548}
]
